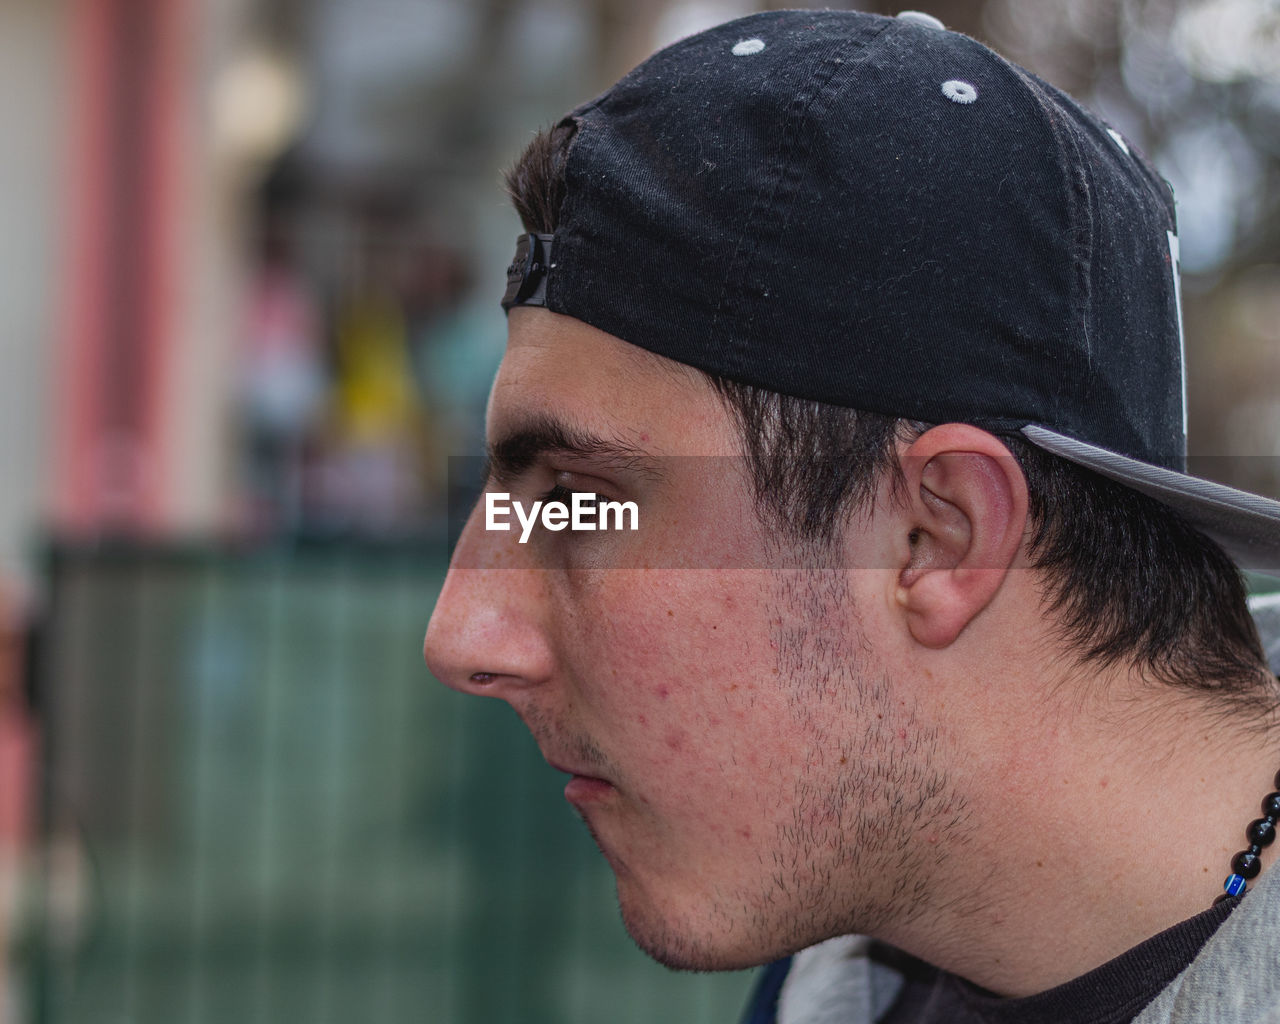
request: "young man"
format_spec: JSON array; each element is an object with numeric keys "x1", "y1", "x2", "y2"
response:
[{"x1": 424, "y1": 10, "x2": 1280, "y2": 1022}]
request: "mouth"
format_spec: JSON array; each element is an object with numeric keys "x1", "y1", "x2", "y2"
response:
[{"x1": 547, "y1": 760, "x2": 616, "y2": 804}]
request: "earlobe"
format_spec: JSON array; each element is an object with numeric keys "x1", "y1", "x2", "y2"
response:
[{"x1": 895, "y1": 426, "x2": 1029, "y2": 649}]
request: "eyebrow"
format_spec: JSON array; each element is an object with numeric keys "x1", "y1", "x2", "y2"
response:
[{"x1": 485, "y1": 414, "x2": 657, "y2": 486}]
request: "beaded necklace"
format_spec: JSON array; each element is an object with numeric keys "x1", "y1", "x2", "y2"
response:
[{"x1": 1215, "y1": 770, "x2": 1280, "y2": 903}]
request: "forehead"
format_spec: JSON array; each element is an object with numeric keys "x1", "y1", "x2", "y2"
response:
[{"x1": 490, "y1": 309, "x2": 741, "y2": 456}]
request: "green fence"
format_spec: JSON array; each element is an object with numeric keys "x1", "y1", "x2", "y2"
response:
[{"x1": 26, "y1": 542, "x2": 751, "y2": 1024}]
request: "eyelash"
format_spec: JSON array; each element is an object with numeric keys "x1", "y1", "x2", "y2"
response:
[
  {"x1": 539, "y1": 483, "x2": 577, "y2": 505},
  {"x1": 538, "y1": 480, "x2": 622, "y2": 512}
]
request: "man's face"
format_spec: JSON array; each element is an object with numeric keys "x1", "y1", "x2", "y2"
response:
[{"x1": 424, "y1": 309, "x2": 962, "y2": 970}]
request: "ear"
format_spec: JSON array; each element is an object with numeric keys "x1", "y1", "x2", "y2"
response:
[{"x1": 893, "y1": 424, "x2": 1029, "y2": 649}]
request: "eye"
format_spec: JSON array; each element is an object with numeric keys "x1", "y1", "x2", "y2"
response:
[
  {"x1": 539, "y1": 482, "x2": 577, "y2": 505},
  {"x1": 538, "y1": 469, "x2": 616, "y2": 506}
]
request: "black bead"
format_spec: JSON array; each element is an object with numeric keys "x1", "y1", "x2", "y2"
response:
[
  {"x1": 1263, "y1": 792, "x2": 1280, "y2": 819},
  {"x1": 1274, "y1": 770, "x2": 1280, "y2": 791},
  {"x1": 1246, "y1": 817, "x2": 1276, "y2": 848},
  {"x1": 1248, "y1": 843, "x2": 1263, "y2": 857},
  {"x1": 1232, "y1": 850, "x2": 1262, "y2": 879}
]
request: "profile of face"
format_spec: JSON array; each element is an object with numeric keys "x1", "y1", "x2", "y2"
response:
[{"x1": 424, "y1": 309, "x2": 967, "y2": 971}]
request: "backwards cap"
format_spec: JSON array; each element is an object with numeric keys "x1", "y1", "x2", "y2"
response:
[{"x1": 502, "y1": 9, "x2": 1280, "y2": 571}]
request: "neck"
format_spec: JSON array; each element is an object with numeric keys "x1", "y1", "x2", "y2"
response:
[{"x1": 877, "y1": 666, "x2": 1280, "y2": 997}]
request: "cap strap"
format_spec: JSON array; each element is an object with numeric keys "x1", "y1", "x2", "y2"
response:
[{"x1": 501, "y1": 233, "x2": 555, "y2": 311}]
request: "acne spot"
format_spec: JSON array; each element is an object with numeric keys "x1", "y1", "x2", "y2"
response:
[
  {"x1": 1099, "y1": 778, "x2": 1109, "y2": 789},
  {"x1": 637, "y1": 714, "x2": 647, "y2": 726},
  {"x1": 665, "y1": 731, "x2": 684, "y2": 752},
  {"x1": 666, "y1": 609, "x2": 674, "y2": 617},
  {"x1": 737, "y1": 826, "x2": 753, "y2": 840},
  {"x1": 657, "y1": 685, "x2": 670, "y2": 700},
  {"x1": 898, "y1": 728, "x2": 908, "y2": 741}
]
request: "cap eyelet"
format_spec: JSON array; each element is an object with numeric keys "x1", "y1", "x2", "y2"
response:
[
  {"x1": 896, "y1": 11, "x2": 945, "y2": 30},
  {"x1": 942, "y1": 79, "x2": 978, "y2": 104}
]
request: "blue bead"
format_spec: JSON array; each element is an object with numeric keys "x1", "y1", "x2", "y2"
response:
[{"x1": 1224, "y1": 874, "x2": 1248, "y2": 897}]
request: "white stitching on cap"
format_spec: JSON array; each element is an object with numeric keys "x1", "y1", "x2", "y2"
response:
[
  {"x1": 942, "y1": 80, "x2": 978, "y2": 104},
  {"x1": 1107, "y1": 128, "x2": 1130, "y2": 155},
  {"x1": 732, "y1": 38, "x2": 765, "y2": 56}
]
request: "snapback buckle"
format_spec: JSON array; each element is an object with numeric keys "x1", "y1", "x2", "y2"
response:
[{"x1": 501, "y1": 232, "x2": 555, "y2": 311}]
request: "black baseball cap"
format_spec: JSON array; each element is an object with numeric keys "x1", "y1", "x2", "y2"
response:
[{"x1": 502, "y1": 9, "x2": 1280, "y2": 572}]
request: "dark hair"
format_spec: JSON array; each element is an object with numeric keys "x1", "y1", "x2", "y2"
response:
[{"x1": 504, "y1": 123, "x2": 1276, "y2": 711}]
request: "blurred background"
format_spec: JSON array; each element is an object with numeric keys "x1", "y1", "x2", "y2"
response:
[{"x1": 0, "y1": 0, "x2": 1278, "y2": 1021}]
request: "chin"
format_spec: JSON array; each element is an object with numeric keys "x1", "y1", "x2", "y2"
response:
[{"x1": 614, "y1": 878, "x2": 778, "y2": 973}]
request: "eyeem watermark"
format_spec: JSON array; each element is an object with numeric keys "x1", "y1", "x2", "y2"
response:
[{"x1": 486, "y1": 492, "x2": 639, "y2": 543}]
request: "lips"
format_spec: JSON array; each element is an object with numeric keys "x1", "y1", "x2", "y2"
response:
[
  {"x1": 563, "y1": 774, "x2": 615, "y2": 803},
  {"x1": 547, "y1": 760, "x2": 616, "y2": 804}
]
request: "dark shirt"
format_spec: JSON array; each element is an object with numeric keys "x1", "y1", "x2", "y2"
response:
[{"x1": 740, "y1": 898, "x2": 1239, "y2": 1024}]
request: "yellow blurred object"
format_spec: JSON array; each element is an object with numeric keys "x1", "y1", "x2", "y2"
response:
[{"x1": 334, "y1": 292, "x2": 425, "y2": 444}]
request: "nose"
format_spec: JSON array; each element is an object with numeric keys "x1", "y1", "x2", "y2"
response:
[{"x1": 424, "y1": 500, "x2": 555, "y2": 700}]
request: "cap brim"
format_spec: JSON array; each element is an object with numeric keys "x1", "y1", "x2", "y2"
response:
[
  {"x1": 1249, "y1": 591, "x2": 1280, "y2": 673},
  {"x1": 1021, "y1": 425, "x2": 1280, "y2": 575}
]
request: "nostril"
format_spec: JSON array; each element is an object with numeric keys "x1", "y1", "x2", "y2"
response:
[{"x1": 470, "y1": 672, "x2": 496, "y2": 684}]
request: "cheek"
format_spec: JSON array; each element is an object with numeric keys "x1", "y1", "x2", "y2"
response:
[{"x1": 573, "y1": 576, "x2": 787, "y2": 772}]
